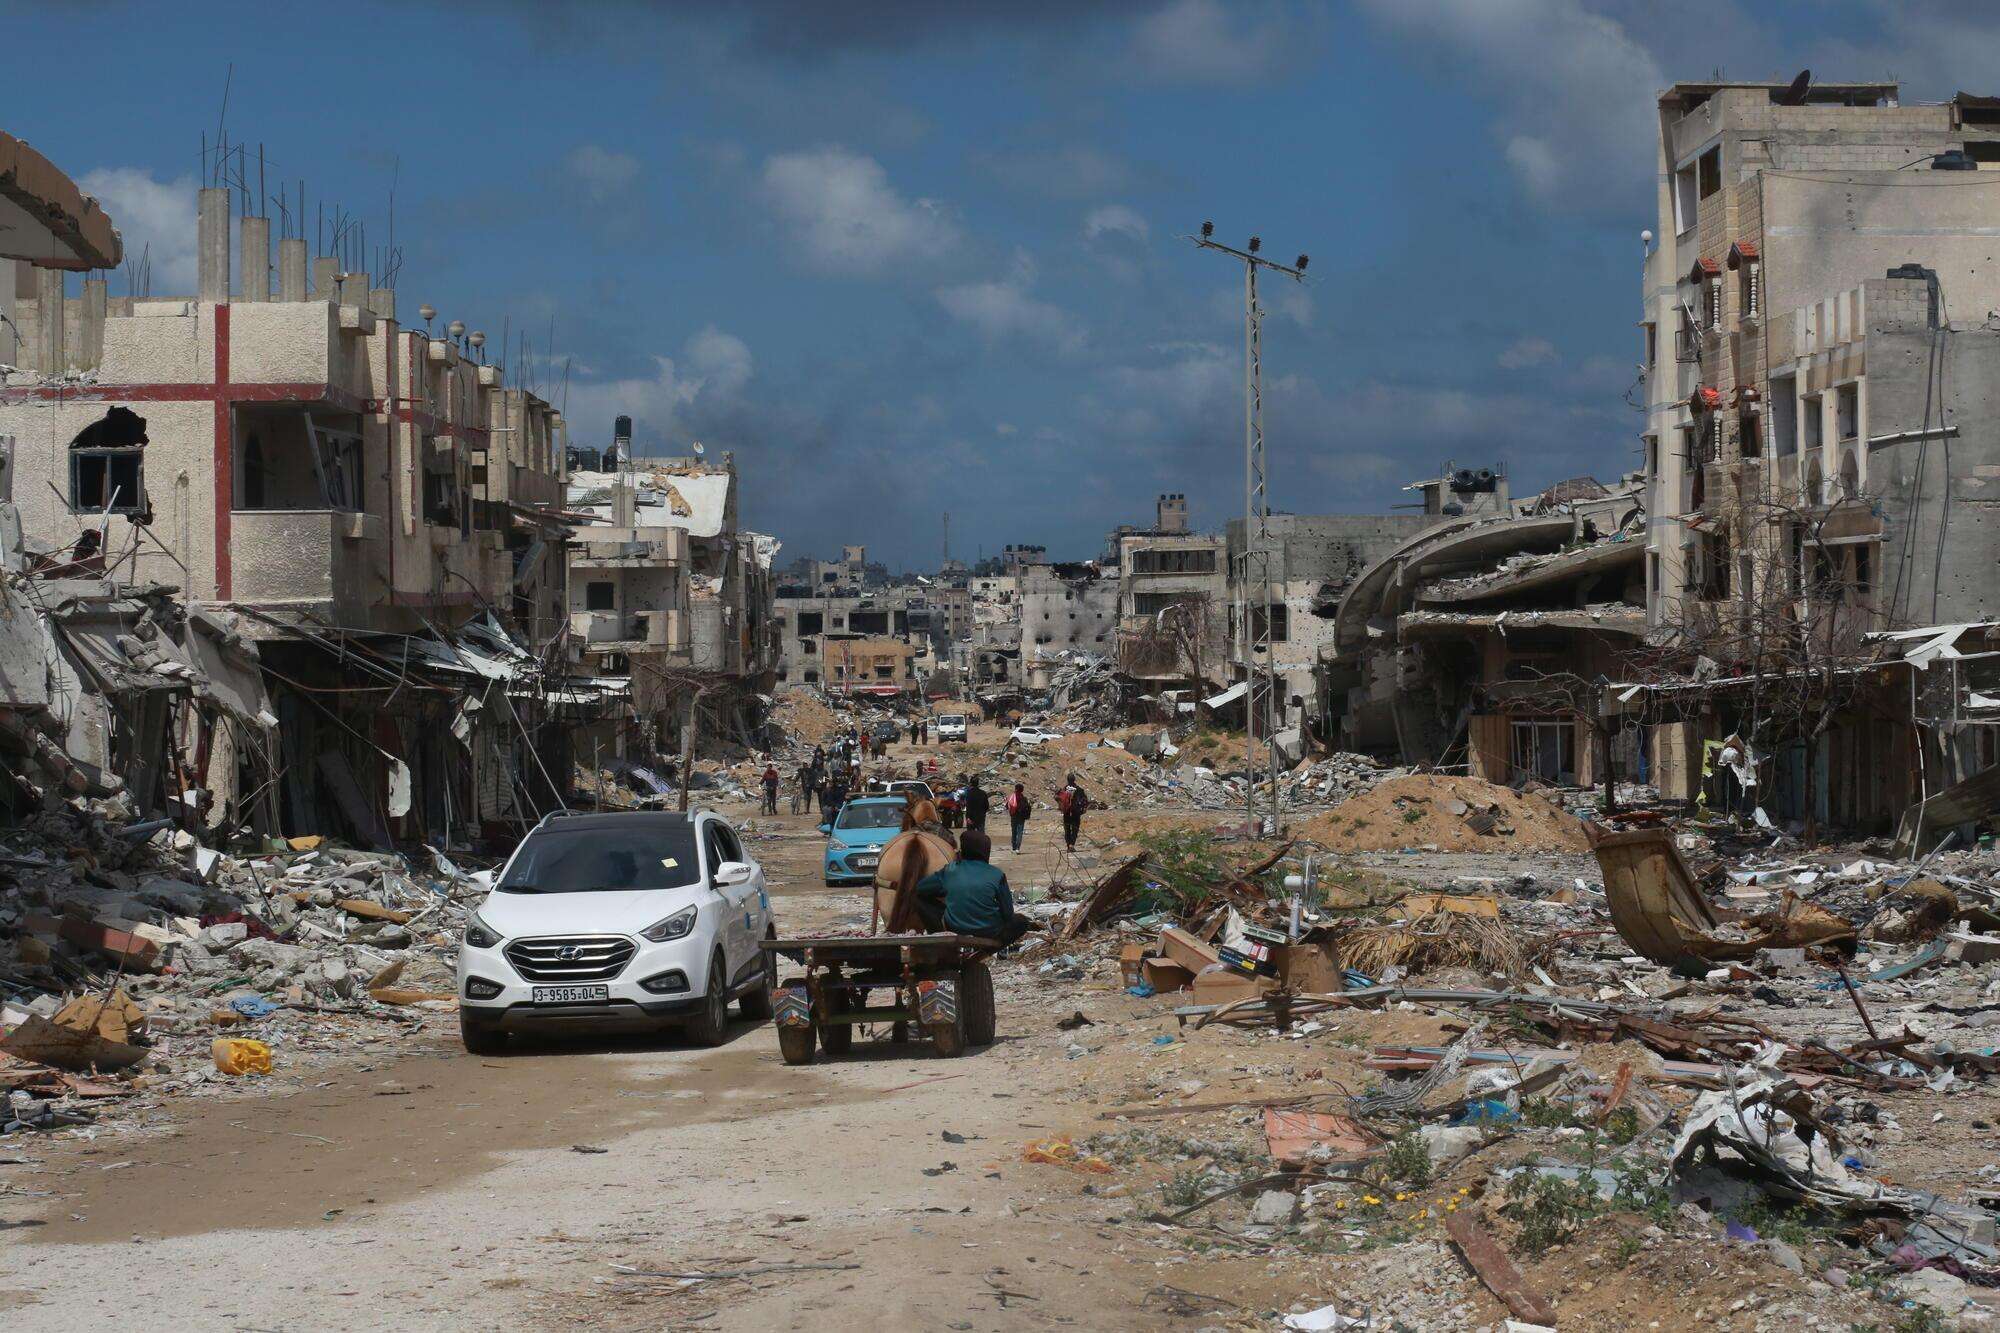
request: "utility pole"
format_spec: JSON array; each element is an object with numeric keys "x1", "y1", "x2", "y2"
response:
[{"x1": 1190, "y1": 222, "x2": 1309, "y2": 837}]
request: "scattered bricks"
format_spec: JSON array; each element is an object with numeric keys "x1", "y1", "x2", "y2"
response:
[
  {"x1": 198, "y1": 921, "x2": 248, "y2": 949},
  {"x1": 21, "y1": 912, "x2": 161, "y2": 970}
]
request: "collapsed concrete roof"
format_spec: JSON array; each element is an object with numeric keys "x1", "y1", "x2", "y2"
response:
[
  {"x1": 0, "y1": 130, "x2": 122, "y2": 270},
  {"x1": 1416, "y1": 534, "x2": 1644, "y2": 607}
]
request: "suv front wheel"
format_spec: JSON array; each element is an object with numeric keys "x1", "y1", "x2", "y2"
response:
[
  {"x1": 461, "y1": 1007, "x2": 507, "y2": 1055},
  {"x1": 684, "y1": 951, "x2": 731, "y2": 1047}
]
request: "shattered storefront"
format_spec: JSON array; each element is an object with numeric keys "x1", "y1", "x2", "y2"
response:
[{"x1": 246, "y1": 613, "x2": 615, "y2": 852}]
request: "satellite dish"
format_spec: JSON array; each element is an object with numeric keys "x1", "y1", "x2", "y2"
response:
[
  {"x1": 1776, "y1": 68, "x2": 1811, "y2": 105},
  {"x1": 691, "y1": 440, "x2": 706, "y2": 457}
]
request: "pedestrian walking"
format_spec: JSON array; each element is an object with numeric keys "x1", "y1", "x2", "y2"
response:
[
  {"x1": 1005, "y1": 782, "x2": 1032, "y2": 853},
  {"x1": 821, "y1": 775, "x2": 846, "y2": 823},
  {"x1": 1057, "y1": 773, "x2": 1089, "y2": 852},
  {"x1": 963, "y1": 775, "x2": 990, "y2": 832}
]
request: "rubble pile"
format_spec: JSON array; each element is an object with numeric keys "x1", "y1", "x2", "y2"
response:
[
  {"x1": 1046, "y1": 800, "x2": 2000, "y2": 1327},
  {"x1": 1300, "y1": 773, "x2": 1593, "y2": 852},
  {"x1": 1, "y1": 797, "x2": 474, "y2": 1128}
]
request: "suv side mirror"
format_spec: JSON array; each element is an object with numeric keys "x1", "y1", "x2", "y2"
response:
[{"x1": 714, "y1": 860, "x2": 755, "y2": 887}]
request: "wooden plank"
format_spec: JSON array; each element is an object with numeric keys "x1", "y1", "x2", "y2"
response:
[
  {"x1": 1445, "y1": 1213, "x2": 1557, "y2": 1325},
  {"x1": 1159, "y1": 927, "x2": 1222, "y2": 973}
]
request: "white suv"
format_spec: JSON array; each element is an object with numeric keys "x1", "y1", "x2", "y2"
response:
[{"x1": 455, "y1": 810, "x2": 774, "y2": 1052}]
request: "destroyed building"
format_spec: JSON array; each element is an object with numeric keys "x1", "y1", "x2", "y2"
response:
[
  {"x1": 1629, "y1": 80, "x2": 2000, "y2": 827},
  {"x1": 1325, "y1": 477, "x2": 1647, "y2": 781},
  {"x1": 0, "y1": 175, "x2": 594, "y2": 848},
  {"x1": 770, "y1": 581, "x2": 948, "y2": 690},
  {"x1": 564, "y1": 451, "x2": 779, "y2": 752},
  {"x1": 1018, "y1": 560, "x2": 1116, "y2": 689},
  {"x1": 1225, "y1": 510, "x2": 1437, "y2": 738},
  {"x1": 1113, "y1": 494, "x2": 1229, "y2": 697}
]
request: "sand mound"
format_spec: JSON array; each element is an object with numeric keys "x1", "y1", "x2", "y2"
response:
[{"x1": 1299, "y1": 774, "x2": 1589, "y2": 853}]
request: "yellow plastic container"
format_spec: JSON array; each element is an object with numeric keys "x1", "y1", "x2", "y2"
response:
[{"x1": 211, "y1": 1037, "x2": 273, "y2": 1076}]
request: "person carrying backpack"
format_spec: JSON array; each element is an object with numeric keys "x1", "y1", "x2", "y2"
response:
[
  {"x1": 1005, "y1": 782, "x2": 1032, "y2": 853},
  {"x1": 1056, "y1": 773, "x2": 1089, "y2": 852}
]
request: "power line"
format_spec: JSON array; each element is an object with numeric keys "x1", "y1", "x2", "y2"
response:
[{"x1": 1189, "y1": 222, "x2": 1309, "y2": 836}]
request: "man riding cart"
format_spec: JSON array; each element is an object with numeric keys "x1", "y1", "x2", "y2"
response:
[{"x1": 761, "y1": 807, "x2": 1035, "y2": 1063}]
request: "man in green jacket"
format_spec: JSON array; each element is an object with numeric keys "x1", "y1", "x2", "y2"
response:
[{"x1": 913, "y1": 829, "x2": 1034, "y2": 948}]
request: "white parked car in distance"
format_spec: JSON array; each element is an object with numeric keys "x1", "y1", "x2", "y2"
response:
[
  {"x1": 1009, "y1": 725, "x2": 1062, "y2": 747},
  {"x1": 455, "y1": 810, "x2": 774, "y2": 1052},
  {"x1": 935, "y1": 713, "x2": 968, "y2": 742}
]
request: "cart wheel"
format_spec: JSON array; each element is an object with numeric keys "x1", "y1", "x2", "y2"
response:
[
  {"x1": 891, "y1": 1021, "x2": 910, "y2": 1044},
  {"x1": 777, "y1": 1022, "x2": 817, "y2": 1066},
  {"x1": 963, "y1": 961, "x2": 996, "y2": 1047},
  {"x1": 929, "y1": 1013, "x2": 967, "y2": 1058},
  {"x1": 820, "y1": 1021, "x2": 854, "y2": 1055}
]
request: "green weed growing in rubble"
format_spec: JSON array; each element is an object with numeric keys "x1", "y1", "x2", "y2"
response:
[
  {"x1": 1383, "y1": 1132, "x2": 1433, "y2": 1188},
  {"x1": 1520, "y1": 1097, "x2": 1583, "y2": 1130},
  {"x1": 1611, "y1": 1159, "x2": 1674, "y2": 1227},
  {"x1": 1159, "y1": 1166, "x2": 1215, "y2": 1209},
  {"x1": 1503, "y1": 1169, "x2": 1604, "y2": 1252},
  {"x1": 1603, "y1": 1106, "x2": 1641, "y2": 1145}
]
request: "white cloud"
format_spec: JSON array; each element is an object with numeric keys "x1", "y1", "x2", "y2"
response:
[
  {"x1": 1083, "y1": 204, "x2": 1149, "y2": 244},
  {"x1": 935, "y1": 253, "x2": 1086, "y2": 354},
  {"x1": 1128, "y1": 0, "x2": 1300, "y2": 85},
  {"x1": 78, "y1": 167, "x2": 197, "y2": 292},
  {"x1": 1354, "y1": 0, "x2": 1661, "y2": 213},
  {"x1": 563, "y1": 325, "x2": 755, "y2": 447},
  {"x1": 760, "y1": 146, "x2": 958, "y2": 275},
  {"x1": 564, "y1": 144, "x2": 641, "y2": 203},
  {"x1": 1497, "y1": 335, "x2": 1558, "y2": 370}
]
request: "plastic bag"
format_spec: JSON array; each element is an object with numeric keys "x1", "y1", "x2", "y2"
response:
[
  {"x1": 1022, "y1": 1136, "x2": 1112, "y2": 1174},
  {"x1": 212, "y1": 1037, "x2": 273, "y2": 1076}
]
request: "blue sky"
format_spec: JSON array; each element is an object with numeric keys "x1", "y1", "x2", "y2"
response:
[{"x1": 10, "y1": 0, "x2": 1997, "y2": 568}]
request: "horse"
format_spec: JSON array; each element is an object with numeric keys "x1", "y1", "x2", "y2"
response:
[{"x1": 871, "y1": 799, "x2": 956, "y2": 933}]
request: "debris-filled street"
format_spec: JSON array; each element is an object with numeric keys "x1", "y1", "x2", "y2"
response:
[
  {"x1": 6, "y1": 696, "x2": 2000, "y2": 1329},
  {"x1": 16, "y1": 8, "x2": 2000, "y2": 1330}
]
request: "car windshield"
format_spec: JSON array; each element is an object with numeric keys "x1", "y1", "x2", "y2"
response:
[
  {"x1": 836, "y1": 803, "x2": 905, "y2": 831},
  {"x1": 497, "y1": 823, "x2": 702, "y2": 893},
  {"x1": 941, "y1": 716, "x2": 964, "y2": 725}
]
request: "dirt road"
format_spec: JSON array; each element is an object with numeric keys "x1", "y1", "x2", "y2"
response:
[{"x1": 1, "y1": 797, "x2": 1238, "y2": 1332}]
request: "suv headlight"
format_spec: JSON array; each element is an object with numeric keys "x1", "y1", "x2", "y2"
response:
[
  {"x1": 463, "y1": 914, "x2": 502, "y2": 949},
  {"x1": 641, "y1": 906, "x2": 698, "y2": 943}
]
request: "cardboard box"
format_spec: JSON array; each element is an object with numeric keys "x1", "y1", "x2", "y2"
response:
[
  {"x1": 1192, "y1": 968, "x2": 1271, "y2": 1007},
  {"x1": 1141, "y1": 958, "x2": 1195, "y2": 992},
  {"x1": 1276, "y1": 941, "x2": 1345, "y2": 994},
  {"x1": 1119, "y1": 943, "x2": 1149, "y2": 988}
]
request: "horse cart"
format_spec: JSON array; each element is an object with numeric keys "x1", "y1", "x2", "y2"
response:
[{"x1": 760, "y1": 933, "x2": 997, "y2": 1064}]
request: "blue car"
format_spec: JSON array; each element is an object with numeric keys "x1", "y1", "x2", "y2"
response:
[{"x1": 821, "y1": 795, "x2": 907, "y2": 887}]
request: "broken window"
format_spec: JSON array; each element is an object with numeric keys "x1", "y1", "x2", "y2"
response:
[
  {"x1": 1674, "y1": 163, "x2": 1699, "y2": 234},
  {"x1": 1836, "y1": 383, "x2": 1859, "y2": 441},
  {"x1": 585, "y1": 580, "x2": 615, "y2": 612},
  {"x1": 1510, "y1": 717, "x2": 1575, "y2": 784},
  {"x1": 1803, "y1": 393, "x2": 1824, "y2": 455},
  {"x1": 796, "y1": 611, "x2": 824, "y2": 636},
  {"x1": 1246, "y1": 603, "x2": 1290, "y2": 643},
  {"x1": 1698, "y1": 146, "x2": 1721, "y2": 199},
  {"x1": 68, "y1": 407, "x2": 149, "y2": 516},
  {"x1": 1739, "y1": 411, "x2": 1763, "y2": 459},
  {"x1": 1769, "y1": 377, "x2": 1798, "y2": 455}
]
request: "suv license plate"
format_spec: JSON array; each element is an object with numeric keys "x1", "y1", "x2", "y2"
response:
[{"x1": 532, "y1": 985, "x2": 609, "y2": 1004}]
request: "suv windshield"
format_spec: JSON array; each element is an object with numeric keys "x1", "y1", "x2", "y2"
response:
[
  {"x1": 836, "y1": 803, "x2": 905, "y2": 831},
  {"x1": 498, "y1": 823, "x2": 702, "y2": 893}
]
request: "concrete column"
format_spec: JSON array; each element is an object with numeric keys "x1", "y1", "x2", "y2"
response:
[
  {"x1": 278, "y1": 238, "x2": 308, "y2": 301},
  {"x1": 197, "y1": 187, "x2": 230, "y2": 302},
  {"x1": 239, "y1": 216, "x2": 270, "y2": 302},
  {"x1": 0, "y1": 262, "x2": 19, "y2": 368},
  {"x1": 35, "y1": 267, "x2": 64, "y2": 374},
  {"x1": 335, "y1": 271, "x2": 369, "y2": 308},
  {"x1": 368, "y1": 287, "x2": 395, "y2": 322},
  {"x1": 80, "y1": 277, "x2": 107, "y2": 369},
  {"x1": 310, "y1": 256, "x2": 336, "y2": 300}
]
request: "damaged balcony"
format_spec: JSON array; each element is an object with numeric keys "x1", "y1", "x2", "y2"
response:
[{"x1": 228, "y1": 404, "x2": 383, "y2": 616}]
